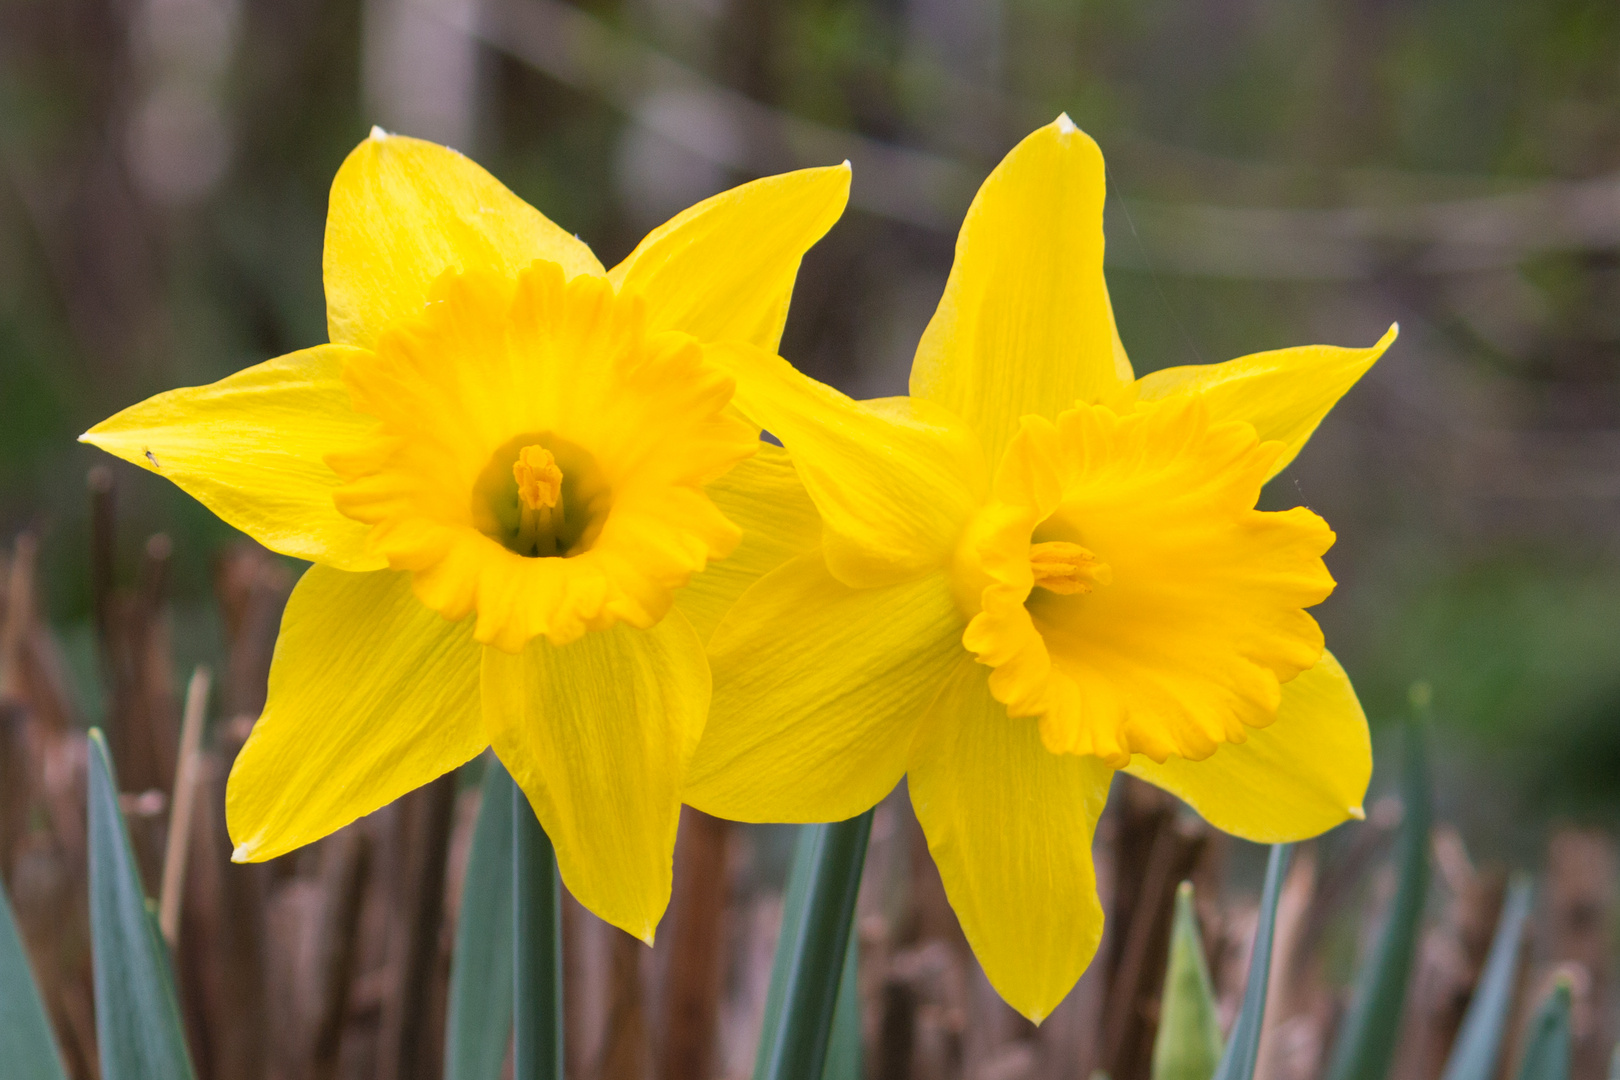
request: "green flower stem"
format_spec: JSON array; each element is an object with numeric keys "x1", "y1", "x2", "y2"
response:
[
  {"x1": 513, "y1": 784, "x2": 563, "y2": 1080},
  {"x1": 755, "y1": 809, "x2": 875, "y2": 1080},
  {"x1": 1212, "y1": 843, "x2": 1293, "y2": 1080},
  {"x1": 446, "y1": 757, "x2": 517, "y2": 1080}
]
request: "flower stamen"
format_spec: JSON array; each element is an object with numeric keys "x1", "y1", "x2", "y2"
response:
[
  {"x1": 1029, "y1": 541, "x2": 1112, "y2": 595},
  {"x1": 514, "y1": 444, "x2": 564, "y2": 554}
]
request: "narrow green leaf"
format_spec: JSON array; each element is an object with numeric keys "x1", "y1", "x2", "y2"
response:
[
  {"x1": 821, "y1": 924, "x2": 862, "y2": 1080},
  {"x1": 86, "y1": 729, "x2": 197, "y2": 1080},
  {"x1": 446, "y1": 757, "x2": 517, "y2": 1080},
  {"x1": 1153, "y1": 882, "x2": 1223, "y2": 1080},
  {"x1": 1513, "y1": 979, "x2": 1573, "y2": 1080},
  {"x1": 755, "y1": 809, "x2": 874, "y2": 1080},
  {"x1": 1323, "y1": 701, "x2": 1433, "y2": 1080},
  {"x1": 0, "y1": 874, "x2": 68, "y2": 1080},
  {"x1": 512, "y1": 783, "x2": 562, "y2": 1080},
  {"x1": 1211, "y1": 843, "x2": 1293, "y2": 1080},
  {"x1": 1439, "y1": 875, "x2": 1535, "y2": 1080}
]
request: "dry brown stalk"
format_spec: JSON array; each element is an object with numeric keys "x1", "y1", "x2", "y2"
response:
[
  {"x1": 598, "y1": 925, "x2": 652, "y2": 1080},
  {"x1": 309, "y1": 826, "x2": 374, "y2": 1080},
  {"x1": 1099, "y1": 780, "x2": 1208, "y2": 1080},
  {"x1": 658, "y1": 806, "x2": 731, "y2": 1080},
  {"x1": 376, "y1": 773, "x2": 458, "y2": 1080},
  {"x1": 159, "y1": 665, "x2": 212, "y2": 946}
]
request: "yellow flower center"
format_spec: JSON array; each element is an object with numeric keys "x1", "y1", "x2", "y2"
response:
[
  {"x1": 1028, "y1": 541, "x2": 1112, "y2": 595},
  {"x1": 955, "y1": 397, "x2": 1335, "y2": 767},
  {"x1": 515, "y1": 445, "x2": 562, "y2": 509},
  {"x1": 327, "y1": 261, "x2": 757, "y2": 651},
  {"x1": 513, "y1": 444, "x2": 564, "y2": 555}
]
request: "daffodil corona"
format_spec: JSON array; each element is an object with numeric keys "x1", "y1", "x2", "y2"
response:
[
  {"x1": 684, "y1": 116, "x2": 1396, "y2": 1019},
  {"x1": 82, "y1": 129, "x2": 850, "y2": 940}
]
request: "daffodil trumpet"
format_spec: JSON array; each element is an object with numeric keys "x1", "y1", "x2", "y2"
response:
[
  {"x1": 684, "y1": 115, "x2": 1396, "y2": 1021},
  {"x1": 81, "y1": 127, "x2": 851, "y2": 942}
]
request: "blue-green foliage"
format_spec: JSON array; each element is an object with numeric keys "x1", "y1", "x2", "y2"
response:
[
  {"x1": 754, "y1": 811, "x2": 873, "y2": 1080},
  {"x1": 1323, "y1": 698, "x2": 1433, "y2": 1080},
  {"x1": 0, "y1": 871, "x2": 68, "y2": 1080},
  {"x1": 1440, "y1": 876, "x2": 1535, "y2": 1080},
  {"x1": 1211, "y1": 844, "x2": 1293, "y2": 1080},
  {"x1": 1512, "y1": 980, "x2": 1572, "y2": 1080},
  {"x1": 86, "y1": 729, "x2": 197, "y2": 1080}
]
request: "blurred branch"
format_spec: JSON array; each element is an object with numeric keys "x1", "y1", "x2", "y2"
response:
[
  {"x1": 456, "y1": 0, "x2": 1620, "y2": 280},
  {"x1": 445, "y1": 0, "x2": 977, "y2": 229}
]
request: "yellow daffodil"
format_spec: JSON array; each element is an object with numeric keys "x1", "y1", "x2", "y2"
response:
[
  {"x1": 683, "y1": 116, "x2": 1396, "y2": 1018},
  {"x1": 81, "y1": 129, "x2": 848, "y2": 940}
]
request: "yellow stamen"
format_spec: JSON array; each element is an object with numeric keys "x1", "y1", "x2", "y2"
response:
[
  {"x1": 1029, "y1": 541, "x2": 1112, "y2": 595},
  {"x1": 513, "y1": 445, "x2": 564, "y2": 555},
  {"x1": 515, "y1": 445, "x2": 562, "y2": 510}
]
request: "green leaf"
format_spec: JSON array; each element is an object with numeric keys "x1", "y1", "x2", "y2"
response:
[
  {"x1": 755, "y1": 810, "x2": 874, "y2": 1080},
  {"x1": 821, "y1": 925, "x2": 862, "y2": 1080},
  {"x1": 1211, "y1": 843, "x2": 1293, "y2": 1080},
  {"x1": 446, "y1": 756, "x2": 517, "y2": 1080},
  {"x1": 1323, "y1": 700, "x2": 1433, "y2": 1080},
  {"x1": 86, "y1": 729, "x2": 197, "y2": 1080},
  {"x1": 512, "y1": 784, "x2": 562, "y2": 1080},
  {"x1": 1439, "y1": 875, "x2": 1535, "y2": 1080},
  {"x1": 1513, "y1": 979, "x2": 1573, "y2": 1080},
  {"x1": 0, "y1": 872, "x2": 68, "y2": 1080},
  {"x1": 1153, "y1": 882, "x2": 1223, "y2": 1080}
]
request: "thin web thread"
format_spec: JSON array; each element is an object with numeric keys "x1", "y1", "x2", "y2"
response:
[{"x1": 1106, "y1": 160, "x2": 1208, "y2": 368}]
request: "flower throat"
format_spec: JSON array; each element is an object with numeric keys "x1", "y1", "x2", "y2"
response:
[{"x1": 472, "y1": 432, "x2": 610, "y2": 557}]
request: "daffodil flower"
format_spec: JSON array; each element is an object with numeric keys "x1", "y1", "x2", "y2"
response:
[
  {"x1": 683, "y1": 117, "x2": 1396, "y2": 1018},
  {"x1": 82, "y1": 129, "x2": 848, "y2": 940}
]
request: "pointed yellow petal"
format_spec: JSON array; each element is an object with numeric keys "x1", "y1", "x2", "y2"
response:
[
  {"x1": 1124, "y1": 650, "x2": 1371, "y2": 842},
  {"x1": 324, "y1": 130, "x2": 605, "y2": 348},
  {"x1": 685, "y1": 552, "x2": 963, "y2": 823},
  {"x1": 609, "y1": 165, "x2": 850, "y2": 350},
  {"x1": 81, "y1": 346, "x2": 383, "y2": 571},
  {"x1": 908, "y1": 656, "x2": 1113, "y2": 1023},
  {"x1": 227, "y1": 566, "x2": 484, "y2": 861},
  {"x1": 674, "y1": 443, "x2": 822, "y2": 643},
  {"x1": 1132, "y1": 325, "x2": 1398, "y2": 480},
  {"x1": 710, "y1": 343, "x2": 986, "y2": 587},
  {"x1": 909, "y1": 116, "x2": 1132, "y2": 464},
  {"x1": 483, "y1": 610, "x2": 708, "y2": 942}
]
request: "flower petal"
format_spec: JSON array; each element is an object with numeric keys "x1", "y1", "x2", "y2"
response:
[
  {"x1": 675, "y1": 443, "x2": 822, "y2": 643},
  {"x1": 609, "y1": 165, "x2": 850, "y2": 350},
  {"x1": 1132, "y1": 325, "x2": 1398, "y2": 480},
  {"x1": 482, "y1": 610, "x2": 708, "y2": 942},
  {"x1": 324, "y1": 130, "x2": 605, "y2": 348},
  {"x1": 81, "y1": 346, "x2": 383, "y2": 571},
  {"x1": 227, "y1": 565, "x2": 485, "y2": 861},
  {"x1": 909, "y1": 116, "x2": 1132, "y2": 464},
  {"x1": 710, "y1": 344, "x2": 986, "y2": 587},
  {"x1": 907, "y1": 656, "x2": 1113, "y2": 1023},
  {"x1": 1124, "y1": 650, "x2": 1371, "y2": 842},
  {"x1": 685, "y1": 553, "x2": 963, "y2": 823}
]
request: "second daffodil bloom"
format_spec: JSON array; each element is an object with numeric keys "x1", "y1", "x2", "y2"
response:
[
  {"x1": 82, "y1": 129, "x2": 849, "y2": 941},
  {"x1": 684, "y1": 116, "x2": 1397, "y2": 1018}
]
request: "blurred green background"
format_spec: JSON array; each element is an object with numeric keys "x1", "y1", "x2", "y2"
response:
[{"x1": 1, "y1": 0, "x2": 1617, "y2": 829}]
